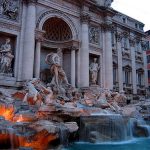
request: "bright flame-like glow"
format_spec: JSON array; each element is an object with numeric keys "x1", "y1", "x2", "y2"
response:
[
  {"x1": 18, "y1": 131, "x2": 58, "y2": 150},
  {"x1": 0, "y1": 104, "x2": 14, "y2": 121}
]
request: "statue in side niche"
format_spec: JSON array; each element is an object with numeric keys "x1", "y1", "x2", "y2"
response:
[
  {"x1": 0, "y1": 38, "x2": 14, "y2": 74},
  {"x1": 89, "y1": 58, "x2": 100, "y2": 85},
  {"x1": 45, "y1": 48, "x2": 69, "y2": 88}
]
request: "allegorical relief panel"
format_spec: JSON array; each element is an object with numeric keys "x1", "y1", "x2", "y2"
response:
[
  {"x1": 89, "y1": 26, "x2": 99, "y2": 45},
  {"x1": 0, "y1": 35, "x2": 15, "y2": 76},
  {"x1": 0, "y1": 0, "x2": 19, "y2": 21}
]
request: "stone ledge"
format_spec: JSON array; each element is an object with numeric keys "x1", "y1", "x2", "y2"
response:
[{"x1": 0, "y1": 76, "x2": 23, "y2": 88}]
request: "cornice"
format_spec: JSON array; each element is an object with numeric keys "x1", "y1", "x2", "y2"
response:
[
  {"x1": 22, "y1": 0, "x2": 37, "y2": 4},
  {"x1": 0, "y1": 20, "x2": 21, "y2": 32},
  {"x1": 100, "y1": 22, "x2": 113, "y2": 32}
]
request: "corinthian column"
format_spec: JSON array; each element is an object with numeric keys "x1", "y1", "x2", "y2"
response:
[
  {"x1": 34, "y1": 30, "x2": 45, "y2": 78},
  {"x1": 117, "y1": 33, "x2": 123, "y2": 91},
  {"x1": 80, "y1": 13, "x2": 90, "y2": 87},
  {"x1": 22, "y1": 0, "x2": 37, "y2": 80},
  {"x1": 130, "y1": 39, "x2": 137, "y2": 94},
  {"x1": 71, "y1": 47, "x2": 76, "y2": 87},
  {"x1": 103, "y1": 24, "x2": 113, "y2": 90}
]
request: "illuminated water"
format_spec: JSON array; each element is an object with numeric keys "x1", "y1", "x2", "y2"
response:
[{"x1": 63, "y1": 138, "x2": 150, "y2": 150}]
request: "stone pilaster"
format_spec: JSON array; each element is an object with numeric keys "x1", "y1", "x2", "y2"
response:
[
  {"x1": 130, "y1": 38, "x2": 137, "y2": 94},
  {"x1": 116, "y1": 33, "x2": 123, "y2": 92},
  {"x1": 22, "y1": 0, "x2": 36, "y2": 80},
  {"x1": 143, "y1": 51, "x2": 148, "y2": 88},
  {"x1": 71, "y1": 46, "x2": 76, "y2": 87},
  {"x1": 102, "y1": 24, "x2": 113, "y2": 90},
  {"x1": 80, "y1": 13, "x2": 90, "y2": 87},
  {"x1": 16, "y1": 0, "x2": 27, "y2": 81}
]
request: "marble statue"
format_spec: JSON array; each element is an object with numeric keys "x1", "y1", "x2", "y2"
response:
[
  {"x1": 0, "y1": 38, "x2": 14, "y2": 74},
  {"x1": 89, "y1": 58, "x2": 100, "y2": 85},
  {"x1": 45, "y1": 86, "x2": 54, "y2": 104},
  {"x1": 95, "y1": 0, "x2": 113, "y2": 7},
  {"x1": 45, "y1": 48, "x2": 69, "y2": 88},
  {"x1": 104, "y1": 0, "x2": 113, "y2": 7},
  {"x1": 25, "y1": 78, "x2": 47, "y2": 106}
]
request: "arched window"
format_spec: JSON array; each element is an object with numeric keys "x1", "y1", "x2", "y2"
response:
[
  {"x1": 123, "y1": 65, "x2": 132, "y2": 85},
  {"x1": 113, "y1": 62, "x2": 118, "y2": 84},
  {"x1": 136, "y1": 68, "x2": 144, "y2": 86}
]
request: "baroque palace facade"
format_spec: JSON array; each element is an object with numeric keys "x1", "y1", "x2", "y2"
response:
[{"x1": 0, "y1": 0, "x2": 148, "y2": 97}]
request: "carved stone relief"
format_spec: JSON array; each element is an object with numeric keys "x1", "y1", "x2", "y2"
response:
[
  {"x1": 89, "y1": 26, "x2": 99, "y2": 45},
  {"x1": 122, "y1": 50, "x2": 130, "y2": 59},
  {"x1": 0, "y1": 0, "x2": 19, "y2": 21},
  {"x1": 135, "y1": 51, "x2": 143, "y2": 62}
]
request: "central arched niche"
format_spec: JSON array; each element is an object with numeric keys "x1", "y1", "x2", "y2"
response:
[
  {"x1": 42, "y1": 17, "x2": 73, "y2": 41},
  {"x1": 40, "y1": 17, "x2": 73, "y2": 83}
]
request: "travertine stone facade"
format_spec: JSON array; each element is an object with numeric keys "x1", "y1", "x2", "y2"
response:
[{"x1": 0, "y1": 0, "x2": 147, "y2": 97}]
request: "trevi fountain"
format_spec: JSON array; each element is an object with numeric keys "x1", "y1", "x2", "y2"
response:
[{"x1": 0, "y1": 0, "x2": 150, "y2": 150}]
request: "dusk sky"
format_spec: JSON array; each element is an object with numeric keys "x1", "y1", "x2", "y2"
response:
[{"x1": 111, "y1": 0, "x2": 150, "y2": 31}]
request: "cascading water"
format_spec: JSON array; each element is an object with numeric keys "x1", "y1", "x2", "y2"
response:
[
  {"x1": 79, "y1": 114, "x2": 133, "y2": 143},
  {"x1": 59, "y1": 123, "x2": 69, "y2": 146},
  {"x1": 7, "y1": 126, "x2": 14, "y2": 150},
  {"x1": 133, "y1": 119, "x2": 150, "y2": 137}
]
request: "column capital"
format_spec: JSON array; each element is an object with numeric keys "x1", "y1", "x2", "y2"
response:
[
  {"x1": 122, "y1": 31, "x2": 129, "y2": 38},
  {"x1": 70, "y1": 46, "x2": 77, "y2": 51},
  {"x1": 35, "y1": 29, "x2": 45, "y2": 42},
  {"x1": 101, "y1": 23, "x2": 113, "y2": 32},
  {"x1": 116, "y1": 33, "x2": 122, "y2": 42},
  {"x1": 80, "y1": 13, "x2": 90, "y2": 23},
  {"x1": 135, "y1": 36, "x2": 141, "y2": 42}
]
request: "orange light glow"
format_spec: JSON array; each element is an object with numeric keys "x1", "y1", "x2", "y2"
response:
[
  {"x1": 13, "y1": 114, "x2": 36, "y2": 123},
  {"x1": 18, "y1": 130, "x2": 58, "y2": 150},
  {"x1": 16, "y1": 114, "x2": 24, "y2": 123},
  {"x1": 0, "y1": 104, "x2": 14, "y2": 121}
]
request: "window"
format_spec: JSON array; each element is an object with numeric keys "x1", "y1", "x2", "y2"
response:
[
  {"x1": 146, "y1": 41, "x2": 150, "y2": 50},
  {"x1": 139, "y1": 24, "x2": 144, "y2": 30},
  {"x1": 147, "y1": 55, "x2": 150, "y2": 63},
  {"x1": 123, "y1": 37, "x2": 128, "y2": 49},
  {"x1": 111, "y1": 32, "x2": 115, "y2": 47},
  {"x1": 135, "y1": 23, "x2": 138, "y2": 29},
  {"x1": 137, "y1": 69, "x2": 144, "y2": 86},
  {"x1": 137, "y1": 73, "x2": 142, "y2": 85},
  {"x1": 123, "y1": 65, "x2": 132, "y2": 85},
  {"x1": 113, "y1": 62, "x2": 118, "y2": 84},
  {"x1": 125, "y1": 71, "x2": 130, "y2": 84},
  {"x1": 122, "y1": 18, "x2": 126, "y2": 23},
  {"x1": 113, "y1": 68, "x2": 117, "y2": 83},
  {"x1": 148, "y1": 70, "x2": 150, "y2": 78},
  {"x1": 148, "y1": 70, "x2": 150, "y2": 84}
]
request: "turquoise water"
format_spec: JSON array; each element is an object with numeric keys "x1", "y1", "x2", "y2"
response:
[{"x1": 63, "y1": 138, "x2": 150, "y2": 150}]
